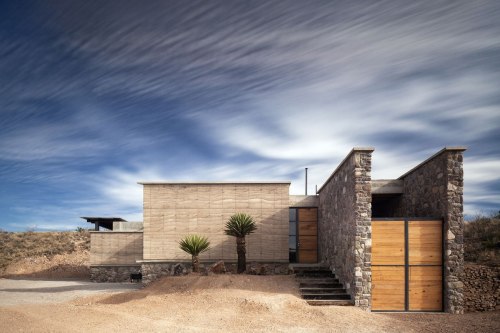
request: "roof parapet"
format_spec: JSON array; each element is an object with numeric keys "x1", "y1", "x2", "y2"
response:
[
  {"x1": 398, "y1": 146, "x2": 467, "y2": 180},
  {"x1": 317, "y1": 147, "x2": 375, "y2": 193},
  {"x1": 137, "y1": 180, "x2": 291, "y2": 185}
]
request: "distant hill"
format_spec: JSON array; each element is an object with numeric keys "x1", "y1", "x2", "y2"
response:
[
  {"x1": 0, "y1": 230, "x2": 90, "y2": 278},
  {"x1": 464, "y1": 213, "x2": 500, "y2": 266}
]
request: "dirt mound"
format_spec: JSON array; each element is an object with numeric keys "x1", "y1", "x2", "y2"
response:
[
  {"x1": 2, "y1": 250, "x2": 90, "y2": 279},
  {"x1": 145, "y1": 274, "x2": 300, "y2": 294},
  {"x1": 2, "y1": 275, "x2": 499, "y2": 333}
]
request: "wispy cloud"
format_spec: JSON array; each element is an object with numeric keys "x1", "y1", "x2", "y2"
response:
[{"x1": 0, "y1": 1, "x2": 499, "y2": 229}]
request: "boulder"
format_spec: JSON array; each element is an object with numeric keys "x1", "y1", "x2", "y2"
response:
[{"x1": 210, "y1": 260, "x2": 226, "y2": 274}]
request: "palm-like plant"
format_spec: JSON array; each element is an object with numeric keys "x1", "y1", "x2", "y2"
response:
[
  {"x1": 224, "y1": 213, "x2": 257, "y2": 273},
  {"x1": 178, "y1": 235, "x2": 210, "y2": 272}
]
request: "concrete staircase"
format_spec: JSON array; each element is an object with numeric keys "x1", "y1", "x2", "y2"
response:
[{"x1": 294, "y1": 266, "x2": 353, "y2": 306}]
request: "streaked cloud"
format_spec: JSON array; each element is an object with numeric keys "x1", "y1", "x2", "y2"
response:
[{"x1": 0, "y1": 1, "x2": 499, "y2": 230}]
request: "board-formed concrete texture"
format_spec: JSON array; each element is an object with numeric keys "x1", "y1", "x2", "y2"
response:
[
  {"x1": 139, "y1": 182, "x2": 290, "y2": 262},
  {"x1": 90, "y1": 232, "x2": 143, "y2": 265}
]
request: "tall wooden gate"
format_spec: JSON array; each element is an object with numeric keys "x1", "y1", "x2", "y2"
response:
[{"x1": 371, "y1": 218, "x2": 443, "y2": 312}]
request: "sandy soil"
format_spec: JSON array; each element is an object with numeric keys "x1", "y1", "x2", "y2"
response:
[
  {"x1": 0, "y1": 279, "x2": 141, "y2": 306},
  {"x1": 0, "y1": 275, "x2": 498, "y2": 333}
]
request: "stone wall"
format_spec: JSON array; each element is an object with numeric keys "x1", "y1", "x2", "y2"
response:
[
  {"x1": 140, "y1": 182, "x2": 290, "y2": 262},
  {"x1": 463, "y1": 264, "x2": 500, "y2": 312},
  {"x1": 90, "y1": 231, "x2": 143, "y2": 265},
  {"x1": 318, "y1": 148, "x2": 373, "y2": 309},
  {"x1": 141, "y1": 261, "x2": 290, "y2": 284},
  {"x1": 90, "y1": 265, "x2": 141, "y2": 282},
  {"x1": 112, "y1": 221, "x2": 144, "y2": 231},
  {"x1": 398, "y1": 147, "x2": 466, "y2": 314}
]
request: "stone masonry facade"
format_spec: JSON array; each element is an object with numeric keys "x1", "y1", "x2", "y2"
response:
[
  {"x1": 318, "y1": 148, "x2": 373, "y2": 309},
  {"x1": 141, "y1": 262, "x2": 290, "y2": 284},
  {"x1": 90, "y1": 265, "x2": 141, "y2": 282},
  {"x1": 398, "y1": 147, "x2": 466, "y2": 314}
]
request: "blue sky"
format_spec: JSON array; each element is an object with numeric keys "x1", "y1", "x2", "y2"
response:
[{"x1": 1, "y1": 1, "x2": 499, "y2": 231}]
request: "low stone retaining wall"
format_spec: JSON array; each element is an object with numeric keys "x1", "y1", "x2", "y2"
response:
[
  {"x1": 90, "y1": 265, "x2": 141, "y2": 282},
  {"x1": 463, "y1": 264, "x2": 500, "y2": 312},
  {"x1": 141, "y1": 262, "x2": 290, "y2": 284}
]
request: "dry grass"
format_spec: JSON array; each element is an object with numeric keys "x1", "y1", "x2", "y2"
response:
[
  {"x1": 464, "y1": 214, "x2": 500, "y2": 266},
  {"x1": 0, "y1": 230, "x2": 90, "y2": 274}
]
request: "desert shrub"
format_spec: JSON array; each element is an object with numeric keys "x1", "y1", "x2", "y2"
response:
[
  {"x1": 178, "y1": 235, "x2": 210, "y2": 272},
  {"x1": 224, "y1": 213, "x2": 257, "y2": 273},
  {"x1": 464, "y1": 212, "x2": 500, "y2": 266}
]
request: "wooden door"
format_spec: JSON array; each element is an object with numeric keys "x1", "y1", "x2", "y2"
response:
[
  {"x1": 297, "y1": 208, "x2": 317, "y2": 263},
  {"x1": 371, "y1": 219, "x2": 442, "y2": 312}
]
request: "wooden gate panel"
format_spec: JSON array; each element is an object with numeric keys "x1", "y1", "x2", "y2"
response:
[
  {"x1": 372, "y1": 219, "x2": 443, "y2": 312},
  {"x1": 408, "y1": 220, "x2": 442, "y2": 265},
  {"x1": 409, "y1": 266, "x2": 442, "y2": 311},
  {"x1": 372, "y1": 221, "x2": 405, "y2": 265},
  {"x1": 298, "y1": 208, "x2": 317, "y2": 222},
  {"x1": 372, "y1": 266, "x2": 405, "y2": 311},
  {"x1": 298, "y1": 221, "x2": 317, "y2": 236}
]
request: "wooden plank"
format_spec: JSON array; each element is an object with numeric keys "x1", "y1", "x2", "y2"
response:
[
  {"x1": 409, "y1": 266, "x2": 442, "y2": 311},
  {"x1": 298, "y1": 250, "x2": 317, "y2": 263},
  {"x1": 372, "y1": 266, "x2": 405, "y2": 311},
  {"x1": 299, "y1": 235, "x2": 317, "y2": 250},
  {"x1": 408, "y1": 220, "x2": 442, "y2": 265},
  {"x1": 372, "y1": 221, "x2": 405, "y2": 265},
  {"x1": 298, "y1": 208, "x2": 317, "y2": 222},
  {"x1": 298, "y1": 221, "x2": 317, "y2": 236}
]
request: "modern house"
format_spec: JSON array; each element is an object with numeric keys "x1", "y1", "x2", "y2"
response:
[{"x1": 87, "y1": 146, "x2": 466, "y2": 313}]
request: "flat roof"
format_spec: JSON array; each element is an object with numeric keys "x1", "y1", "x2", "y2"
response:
[
  {"x1": 137, "y1": 181, "x2": 291, "y2": 185},
  {"x1": 81, "y1": 217, "x2": 127, "y2": 230}
]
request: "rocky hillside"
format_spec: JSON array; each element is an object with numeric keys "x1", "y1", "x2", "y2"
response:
[{"x1": 0, "y1": 230, "x2": 90, "y2": 278}]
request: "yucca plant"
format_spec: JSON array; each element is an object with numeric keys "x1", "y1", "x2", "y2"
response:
[
  {"x1": 224, "y1": 213, "x2": 257, "y2": 273},
  {"x1": 178, "y1": 235, "x2": 210, "y2": 272}
]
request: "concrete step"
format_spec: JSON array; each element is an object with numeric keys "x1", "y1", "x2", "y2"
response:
[
  {"x1": 300, "y1": 287, "x2": 346, "y2": 294},
  {"x1": 297, "y1": 278, "x2": 339, "y2": 283},
  {"x1": 306, "y1": 299, "x2": 354, "y2": 306},
  {"x1": 299, "y1": 282, "x2": 344, "y2": 289},
  {"x1": 302, "y1": 293, "x2": 351, "y2": 300},
  {"x1": 295, "y1": 272, "x2": 336, "y2": 278}
]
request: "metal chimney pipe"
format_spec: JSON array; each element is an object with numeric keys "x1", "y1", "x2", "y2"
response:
[{"x1": 305, "y1": 168, "x2": 308, "y2": 195}]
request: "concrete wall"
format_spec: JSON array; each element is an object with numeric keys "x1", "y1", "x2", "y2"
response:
[
  {"x1": 318, "y1": 148, "x2": 373, "y2": 308},
  {"x1": 141, "y1": 182, "x2": 290, "y2": 262},
  {"x1": 90, "y1": 232, "x2": 143, "y2": 265},
  {"x1": 398, "y1": 147, "x2": 466, "y2": 314},
  {"x1": 289, "y1": 195, "x2": 319, "y2": 207},
  {"x1": 113, "y1": 221, "x2": 143, "y2": 231}
]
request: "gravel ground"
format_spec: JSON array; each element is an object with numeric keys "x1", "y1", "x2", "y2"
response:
[
  {"x1": 0, "y1": 275, "x2": 498, "y2": 333},
  {"x1": 0, "y1": 278, "x2": 141, "y2": 306}
]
